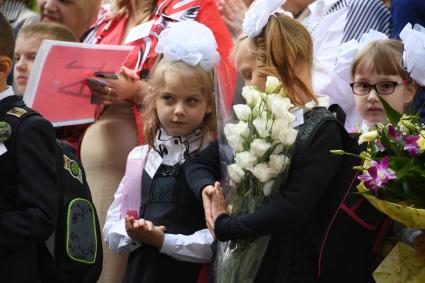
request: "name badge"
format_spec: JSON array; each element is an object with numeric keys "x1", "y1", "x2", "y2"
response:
[
  {"x1": 0, "y1": 143, "x2": 7, "y2": 156},
  {"x1": 291, "y1": 108, "x2": 304, "y2": 127},
  {"x1": 124, "y1": 20, "x2": 155, "y2": 44},
  {"x1": 145, "y1": 149, "x2": 163, "y2": 178}
]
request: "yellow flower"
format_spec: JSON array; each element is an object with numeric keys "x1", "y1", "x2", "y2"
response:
[
  {"x1": 358, "y1": 130, "x2": 379, "y2": 144},
  {"x1": 417, "y1": 131, "x2": 425, "y2": 151}
]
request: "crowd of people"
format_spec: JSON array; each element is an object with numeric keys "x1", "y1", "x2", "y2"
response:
[{"x1": 1, "y1": 0, "x2": 425, "y2": 282}]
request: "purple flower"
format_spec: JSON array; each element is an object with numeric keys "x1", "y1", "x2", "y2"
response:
[
  {"x1": 358, "y1": 156, "x2": 397, "y2": 195},
  {"x1": 404, "y1": 135, "x2": 420, "y2": 157},
  {"x1": 374, "y1": 140, "x2": 385, "y2": 152},
  {"x1": 388, "y1": 125, "x2": 402, "y2": 140}
]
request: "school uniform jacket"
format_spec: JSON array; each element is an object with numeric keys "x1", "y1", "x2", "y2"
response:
[
  {"x1": 185, "y1": 107, "x2": 362, "y2": 283},
  {"x1": 0, "y1": 95, "x2": 58, "y2": 283},
  {"x1": 104, "y1": 129, "x2": 212, "y2": 283}
]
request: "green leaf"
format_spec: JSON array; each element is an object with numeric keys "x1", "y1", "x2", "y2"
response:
[
  {"x1": 393, "y1": 158, "x2": 414, "y2": 179},
  {"x1": 378, "y1": 95, "x2": 402, "y2": 126}
]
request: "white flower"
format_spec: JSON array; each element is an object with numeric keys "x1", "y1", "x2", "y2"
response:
[
  {"x1": 268, "y1": 95, "x2": 294, "y2": 119},
  {"x1": 279, "y1": 128, "x2": 298, "y2": 146},
  {"x1": 250, "y1": 139, "x2": 272, "y2": 157},
  {"x1": 252, "y1": 162, "x2": 273, "y2": 183},
  {"x1": 269, "y1": 154, "x2": 289, "y2": 175},
  {"x1": 272, "y1": 143, "x2": 284, "y2": 154},
  {"x1": 358, "y1": 130, "x2": 379, "y2": 144},
  {"x1": 235, "y1": 151, "x2": 257, "y2": 171},
  {"x1": 265, "y1": 76, "x2": 281, "y2": 93},
  {"x1": 253, "y1": 117, "x2": 271, "y2": 138},
  {"x1": 271, "y1": 118, "x2": 291, "y2": 141},
  {"x1": 227, "y1": 163, "x2": 245, "y2": 184},
  {"x1": 242, "y1": 86, "x2": 262, "y2": 108},
  {"x1": 233, "y1": 104, "x2": 251, "y2": 121},
  {"x1": 224, "y1": 122, "x2": 249, "y2": 152},
  {"x1": 262, "y1": 180, "x2": 274, "y2": 197}
]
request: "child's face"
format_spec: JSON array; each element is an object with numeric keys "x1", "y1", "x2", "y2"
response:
[
  {"x1": 235, "y1": 38, "x2": 266, "y2": 91},
  {"x1": 155, "y1": 72, "x2": 212, "y2": 137},
  {"x1": 353, "y1": 66, "x2": 416, "y2": 128},
  {"x1": 13, "y1": 35, "x2": 43, "y2": 95},
  {"x1": 38, "y1": 0, "x2": 83, "y2": 37}
]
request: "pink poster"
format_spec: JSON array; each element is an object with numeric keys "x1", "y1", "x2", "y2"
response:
[{"x1": 24, "y1": 41, "x2": 133, "y2": 126}]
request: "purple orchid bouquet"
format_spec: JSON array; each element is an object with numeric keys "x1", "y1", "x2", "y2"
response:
[{"x1": 333, "y1": 97, "x2": 425, "y2": 227}]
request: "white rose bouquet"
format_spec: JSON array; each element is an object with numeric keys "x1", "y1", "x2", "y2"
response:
[{"x1": 216, "y1": 76, "x2": 298, "y2": 283}]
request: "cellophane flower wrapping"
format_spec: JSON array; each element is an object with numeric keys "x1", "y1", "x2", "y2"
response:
[
  {"x1": 339, "y1": 96, "x2": 425, "y2": 228},
  {"x1": 214, "y1": 75, "x2": 298, "y2": 283}
]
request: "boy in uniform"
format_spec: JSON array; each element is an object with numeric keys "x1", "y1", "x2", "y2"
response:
[{"x1": 0, "y1": 12, "x2": 58, "y2": 282}]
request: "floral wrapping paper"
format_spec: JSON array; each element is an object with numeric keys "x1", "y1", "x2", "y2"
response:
[{"x1": 373, "y1": 242, "x2": 425, "y2": 283}]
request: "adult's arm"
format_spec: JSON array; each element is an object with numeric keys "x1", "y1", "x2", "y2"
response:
[
  {"x1": 0, "y1": 116, "x2": 58, "y2": 253},
  {"x1": 214, "y1": 121, "x2": 343, "y2": 241}
]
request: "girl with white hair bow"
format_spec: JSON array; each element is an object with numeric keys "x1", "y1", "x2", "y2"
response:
[
  {"x1": 334, "y1": 23, "x2": 425, "y2": 131},
  {"x1": 103, "y1": 21, "x2": 220, "y2": 283}
]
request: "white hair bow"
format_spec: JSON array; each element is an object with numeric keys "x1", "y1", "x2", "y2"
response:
[
  {"x1": 400, "y1": 23, "x2": 425, "y2": 86},
  {"x1": 155, "y1": 21, "x2": 220, "y2": 71},
  {"x1": 242, "y1": 0, "x2": 293, "y2": 38},
  {"x1": 334, "y1": 30, "x2": 388, "y2": 83}
]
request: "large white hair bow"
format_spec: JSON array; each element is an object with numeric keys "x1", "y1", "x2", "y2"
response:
[
  {"x1": 155, "y1": 21, "x2": 220, "y2": 71},
  {"x1": 334, "y1": 30, "x2": 388, "y2": 83},
  {"x1": 242, "y1": 0, "x2": 292, "y2": 38},
  {"x1": 400, "y1": 23, "x2": 425, "y2": 86}
]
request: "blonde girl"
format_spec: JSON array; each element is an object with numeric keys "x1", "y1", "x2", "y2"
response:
[{"x1": 104, "y1": 21, "x2": 218, "y2": 283}]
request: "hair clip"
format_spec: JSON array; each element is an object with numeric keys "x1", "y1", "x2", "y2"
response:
[
  {"x1": 242, "y1": 0, "x2": 292, "y2": 38},
  {"x1": 155, "y1": 21, "x2": 220, "y2": 71},
  {"x1": 400, "y1": 23, "x2": 425, "y2": 86}
]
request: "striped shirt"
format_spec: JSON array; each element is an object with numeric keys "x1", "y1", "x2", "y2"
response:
[
  {"x1": 0, "y1": 0, "x2": 39, "y2": 37},
  {"x1": 299, "y1": 0, "x2": 392, "y2": 131}
]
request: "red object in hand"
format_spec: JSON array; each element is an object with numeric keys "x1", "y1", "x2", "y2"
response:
[{"x1": 126, "y1": 210, "x2": 138, "y2": 218}]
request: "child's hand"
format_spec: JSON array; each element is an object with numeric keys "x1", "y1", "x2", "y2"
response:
[
  {"x1": 211, "y1": 181, "x2": 227, "y2": 222},
  {"x1": 125, "y1": 216, "x2": 166, "y2": 248},
  {"x1": 415, "y1": 231, "x2": 425, "y2": 262},
  {"x1": 202, "y1": 184, "x2": 215, "y2": 236}
]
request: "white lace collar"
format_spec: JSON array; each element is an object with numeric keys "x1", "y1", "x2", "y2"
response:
[{"x1": 153, "y1": 128, "x2": 210, "y2": 166}]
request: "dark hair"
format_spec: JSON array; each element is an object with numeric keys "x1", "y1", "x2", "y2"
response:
[{"x1": 0, "y1": 12, "x2": 14, "y2": 60}]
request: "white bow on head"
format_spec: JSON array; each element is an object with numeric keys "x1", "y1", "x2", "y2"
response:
[
  {"x1": 155, "y1": 21, "x2": 220, "y2": 71},
  {"x1": 400, "y1": 23, "x2": 425, "y2": 86},
  {"x1": 242, "y1": 0, "x2": 293, "y2": 38},
  {"x1": 334, "y1": 30, "x2": 388, "y2": 83}
]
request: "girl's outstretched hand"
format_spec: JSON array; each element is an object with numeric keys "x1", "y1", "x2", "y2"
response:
[
  {"x1": 211, "y1": 181, "x2": 228, "y2": 222},
  {"x1": 202, "y1": 184, "x2": 216, "y2": 238},
  {"x1": 125, "y1": 216, "x2": 166, "y2": 248}
]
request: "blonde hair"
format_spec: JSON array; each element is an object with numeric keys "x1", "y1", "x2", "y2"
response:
[
  {"x1": 351, "y1": 40, "x2": 411, "y2": 81},
  {"x1": 143, "y1": 59, "x2": 217, "y2": 146},
  {"x1": 112, "y1": 0, "x2": 156, "y2": 24},
  {"x1": 236, "y1": 14, "x2": 316, "y2": 107},
  {"x1": 19, "y1": 22, "x2": 77, "y2": 42}
]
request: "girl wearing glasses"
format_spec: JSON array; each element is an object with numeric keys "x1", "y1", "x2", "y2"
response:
[
  {"x1": 350, "y1": 39, "x2": 418, "y2": 131},
  {"x1": 350, "y1": 26, "x2": 425, "y2": 263}
]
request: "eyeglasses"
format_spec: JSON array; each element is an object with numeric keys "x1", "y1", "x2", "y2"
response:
[{"x1": 350, "y1": 81, "x2": 408, "y2": 96}]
